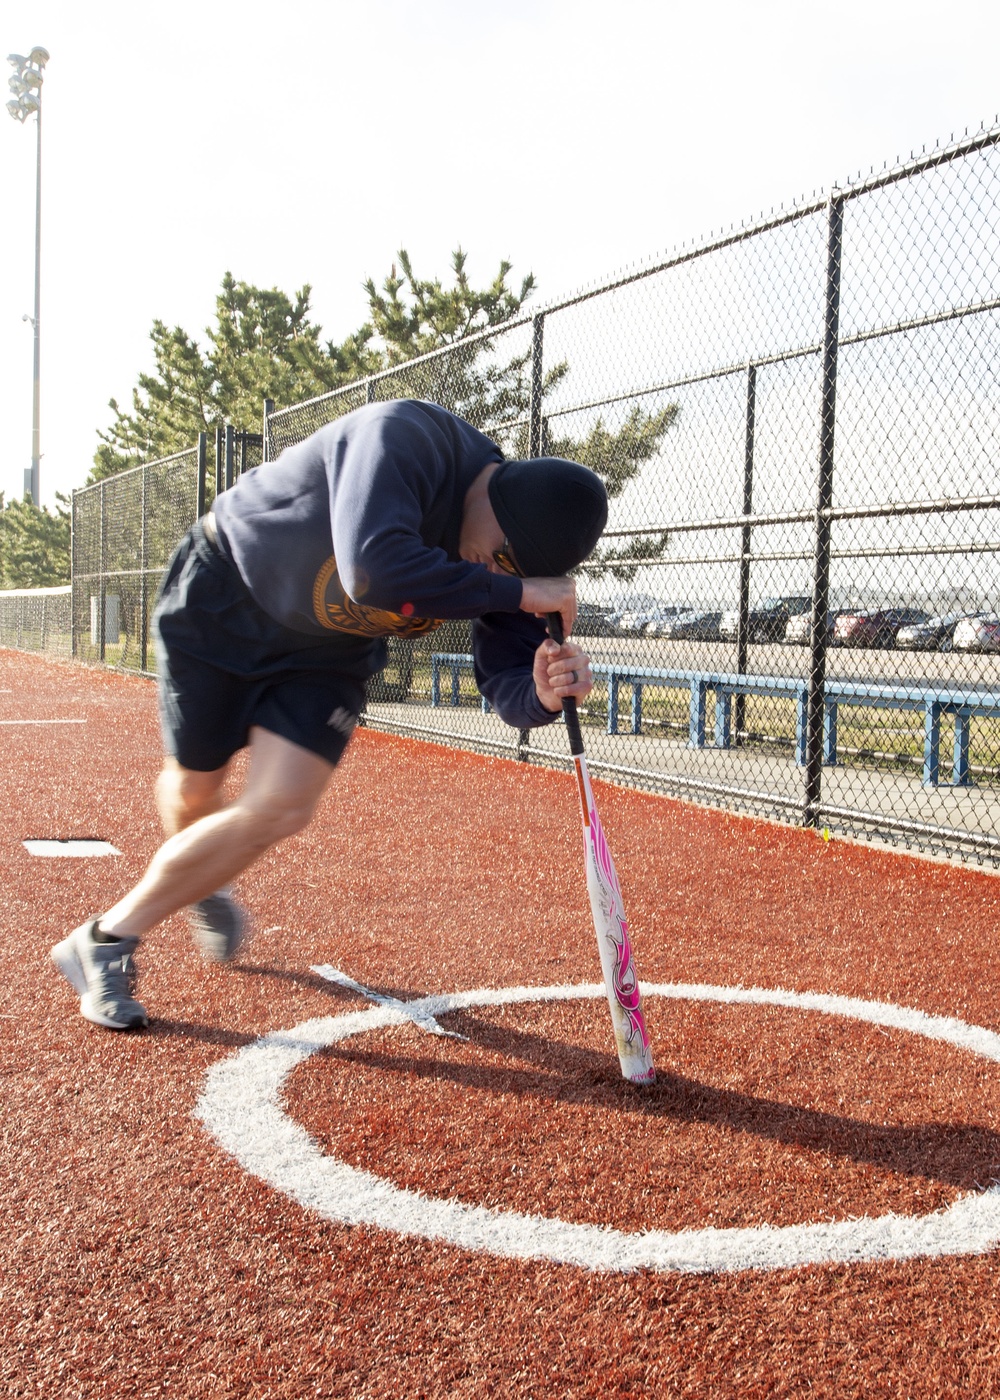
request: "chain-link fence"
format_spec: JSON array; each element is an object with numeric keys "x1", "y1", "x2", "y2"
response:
[
  {"x1": 71, "y1": 444, "x2": 203, "y2": 670},
  {"x1": 0, "y1": 586, "x2": 72, "y2": 657},
  {"x1": 268, "y1": 127, "x2": 1000, "y2": 864},
  {"x1": 57, "y1": 428, "x2": 263, "y2": 673},
  {"x1": 7, "y1": 124, "x2": 997, "y2": 864}
]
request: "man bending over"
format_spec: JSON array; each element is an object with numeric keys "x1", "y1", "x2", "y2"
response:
[{"x1": 52, "y1": 398, "x2": 608, "y2": 1029}]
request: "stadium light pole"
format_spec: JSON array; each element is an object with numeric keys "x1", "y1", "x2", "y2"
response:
[{"x1": 7, "y1": 46, "x2": 49, "y2": 506}]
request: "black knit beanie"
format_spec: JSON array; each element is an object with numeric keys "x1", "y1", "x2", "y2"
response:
[{"x1": 487, "y1": 458, "x2": 608, "y2": 577}]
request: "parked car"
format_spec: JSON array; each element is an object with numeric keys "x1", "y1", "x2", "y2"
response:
[
  {"x1": 643, "y1": 607, "x2": 685, "y2": 637},
  {"x1": 953, "y1": 614, "x2": 1000, "y2": 653},
  {"x1": 573, "y1": 602, "x2": 617, "y2": 637},
  {"x1": 833, "y1": 607, "x2": 930, "y2": 649},
  {"x1": 660, "y1": 609, "x2": 723, "y2": 641},
  {"x1": 615, "y1": 609, "x2": 655, "y2": 635},
  {"x1": 895, "y1": 612, "x2": 988, "y2": 652},
  {"x1": 783, "y1": 609, "x2": 846, "y2": 646},
  {"x1": 719, "y1": 595, "x2": 811, "y2": 644}
]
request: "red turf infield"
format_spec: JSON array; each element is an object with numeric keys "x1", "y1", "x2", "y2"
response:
[{"x1": 4, "y1": 647, "x2": 1000, "y2": 1397}]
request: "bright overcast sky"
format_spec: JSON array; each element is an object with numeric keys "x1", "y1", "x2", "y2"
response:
[{"x1": 2, "y1": 0, "x2": 998, "y2": 508}]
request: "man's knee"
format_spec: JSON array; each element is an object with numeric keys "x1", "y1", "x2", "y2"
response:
[
  {"x1": 241, "y1": 729, "x2": 334, "y2": 846},
  {"x1": 157, "y1": 760, "x2": 227, "y2": 823},
  {"x1": 242, "y1": 786, "x2": 321, "y2": 844}
]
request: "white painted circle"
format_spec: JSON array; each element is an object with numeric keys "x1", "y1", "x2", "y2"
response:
[{"x1": 196, "y1": 982, "x2": 1000, "y2": 1274}]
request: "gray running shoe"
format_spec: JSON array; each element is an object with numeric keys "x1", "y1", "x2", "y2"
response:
[
  {"x1": 189, "y1": 892, "x2": 246, "y2": 963},
  {"x1": 51, "y1": 920, "x2": 148, "y2": 1031}
]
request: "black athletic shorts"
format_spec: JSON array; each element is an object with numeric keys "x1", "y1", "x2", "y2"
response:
[{"x1": 153, "y1": 519, "x2": 378, "y2": 772}]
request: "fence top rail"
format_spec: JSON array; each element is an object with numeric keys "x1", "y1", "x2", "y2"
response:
[
  {"x1": 267, "y1": 121, "x2": 1000, "y2": 430},
  {"x1": 72, "y1": 446, "x2": 198, "y2": 499},
  {"x1": 0, "y1": 585, "x2": 72, "y2": 597},
  {"x1": 268, "y1": 321, "x2": 538, "y2": 422},
  {"x1": 541, "y1": 124, "x2": 1000, "y2": 317}
]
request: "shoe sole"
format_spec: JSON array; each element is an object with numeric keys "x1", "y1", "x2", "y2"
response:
[
  {"x1": 51, "y1": 937, "x2": 148, "y2": 1032},
  {"x1": 79, "y1": 992, "x2": 148, "y2": 1031}
]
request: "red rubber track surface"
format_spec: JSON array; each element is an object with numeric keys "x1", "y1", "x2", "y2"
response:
[{"x1": 3, "y1": 648, "x2": 1000, "y2": 1398}]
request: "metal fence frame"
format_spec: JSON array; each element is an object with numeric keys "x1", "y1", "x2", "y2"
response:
[
  {"x1": 261, "y1": 127, "x2": 1000, "y2": 865},
  {"x1": 6, "y1": 123, "x2": 997, "y2": 866},
  {"x1": 0, "y1": 585, "x2": 71, "y2": 657}
]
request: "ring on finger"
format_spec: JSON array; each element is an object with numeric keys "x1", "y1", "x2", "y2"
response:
[{"x1": 570, "y1": 669, "x2": 579, "y2": 685}]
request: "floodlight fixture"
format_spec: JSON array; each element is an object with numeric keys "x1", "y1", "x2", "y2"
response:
[
  {"x1": 6, "y1": 44, "x2": 48, "y2": 504},
  {"x1": 7, "y1": 90, "x2": 40, "y2": 119}
]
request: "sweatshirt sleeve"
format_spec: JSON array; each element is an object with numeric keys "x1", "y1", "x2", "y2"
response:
[
  {"x1": 329, "y1": 411, "x2": 523, "y2": 620},
  {"x1": 473, "y1": 612, "x2": 562, "y2": 730}
]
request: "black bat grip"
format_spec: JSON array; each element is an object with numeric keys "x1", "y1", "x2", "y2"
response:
[{"x1": 546, "y1": 612, "x2": 585, "y2": 756}]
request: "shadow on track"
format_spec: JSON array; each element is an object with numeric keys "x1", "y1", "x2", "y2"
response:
[{"x1": 307, "y1": 1004, "x2": 1000, "y2": 1194}]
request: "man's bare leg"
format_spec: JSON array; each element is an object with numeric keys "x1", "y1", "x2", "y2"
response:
[
  {"x1": 155, "y1": 757, "x2": 230, "y2": 838},
  {"x1": 98, "y1": 727, "x2": 335, "y2": 939},
  {"x1": 153, "y1": 756, "x2": 244, "y2": 960},
  {"x1": 51, "y1": 728, "x2": 336, "y2": 1030}
]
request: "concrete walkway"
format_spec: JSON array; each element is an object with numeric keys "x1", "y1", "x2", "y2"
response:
[{"x1": 363, "y1": 695, "x2": 1000, "y2": 861}]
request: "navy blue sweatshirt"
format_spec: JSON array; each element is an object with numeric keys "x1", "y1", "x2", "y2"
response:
[{"x1": 212, "y1": 399, "x2": 559, "y2": 729}]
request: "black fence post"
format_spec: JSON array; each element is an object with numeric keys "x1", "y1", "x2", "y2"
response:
[
  {"x1": 262, "y1": 398, "x2": 274, "y2": 463},
  {"x1": 98, "y1": 479, "x2": 107, "y2": 663},
  {"x1": 224, "y1": 424, "x2": 235, "y2": 491},
  {"x1": 215, "y1": 425, "x2": 224, "y2": 497},
  {"x1": 140, "y1": 463, "x2": 149, "y2": 672},
  {"x1": 804, "y1": 192, "x2": 845, "y2": 828},
  {"x1": 366, "y1": 379, "x2": 376, "y2": 405},
  {"x1": 70, "y1": 490, "x2": 77, "y2": 659},
  {"x1": 196, "y1": 431, "x2": 207, "y2": 519},
  {"x1": 734, "y1": 361, "x2": 757, "y2": 743},
  {"x1": 529, "y1": 313, "x2": 545, "y2": 458}
]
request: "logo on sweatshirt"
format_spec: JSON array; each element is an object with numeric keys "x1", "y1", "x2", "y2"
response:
[{"x1": 312, "y1": 556, "x2": 443, "y2": 637}]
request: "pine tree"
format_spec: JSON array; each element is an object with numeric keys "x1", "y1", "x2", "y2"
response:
[
  {"x1": 363, "y1": 248, "x2": 535, "y2": 362},
  {"x1": 90, "y1": 248, "x2": 680, "y2": 578},
  {"x1": 91, "y1": 253, "x2": 538, "y2": 480},
  {"x1": 0, "y1": 493, "x2": 71, "y2": 587},
  {"x1": 92, "y1": 275, "x2": 378, "y2": 479}
]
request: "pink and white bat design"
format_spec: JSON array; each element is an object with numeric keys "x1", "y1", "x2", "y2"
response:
[{"x1": 548, "y1": 614, "x2": 655, "y2": 1086}]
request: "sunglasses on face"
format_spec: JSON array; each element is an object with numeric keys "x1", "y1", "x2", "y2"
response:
[{"x1": 492, "y1": 538, "x2": 524, "y2": 577}]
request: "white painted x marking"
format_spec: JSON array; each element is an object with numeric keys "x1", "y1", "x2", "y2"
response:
[{"x1": 310, "y1": 965, "x2": 468, "y2": 1041}]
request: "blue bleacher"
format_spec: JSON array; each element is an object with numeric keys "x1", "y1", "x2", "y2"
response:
[{"x1": 430, "y1": 654, "x2": 1000, "y2": 788}]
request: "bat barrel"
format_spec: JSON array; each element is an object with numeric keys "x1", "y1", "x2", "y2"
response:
[{"x1": 548, "y1": 613, "x2": 654, "y2": 1086}]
